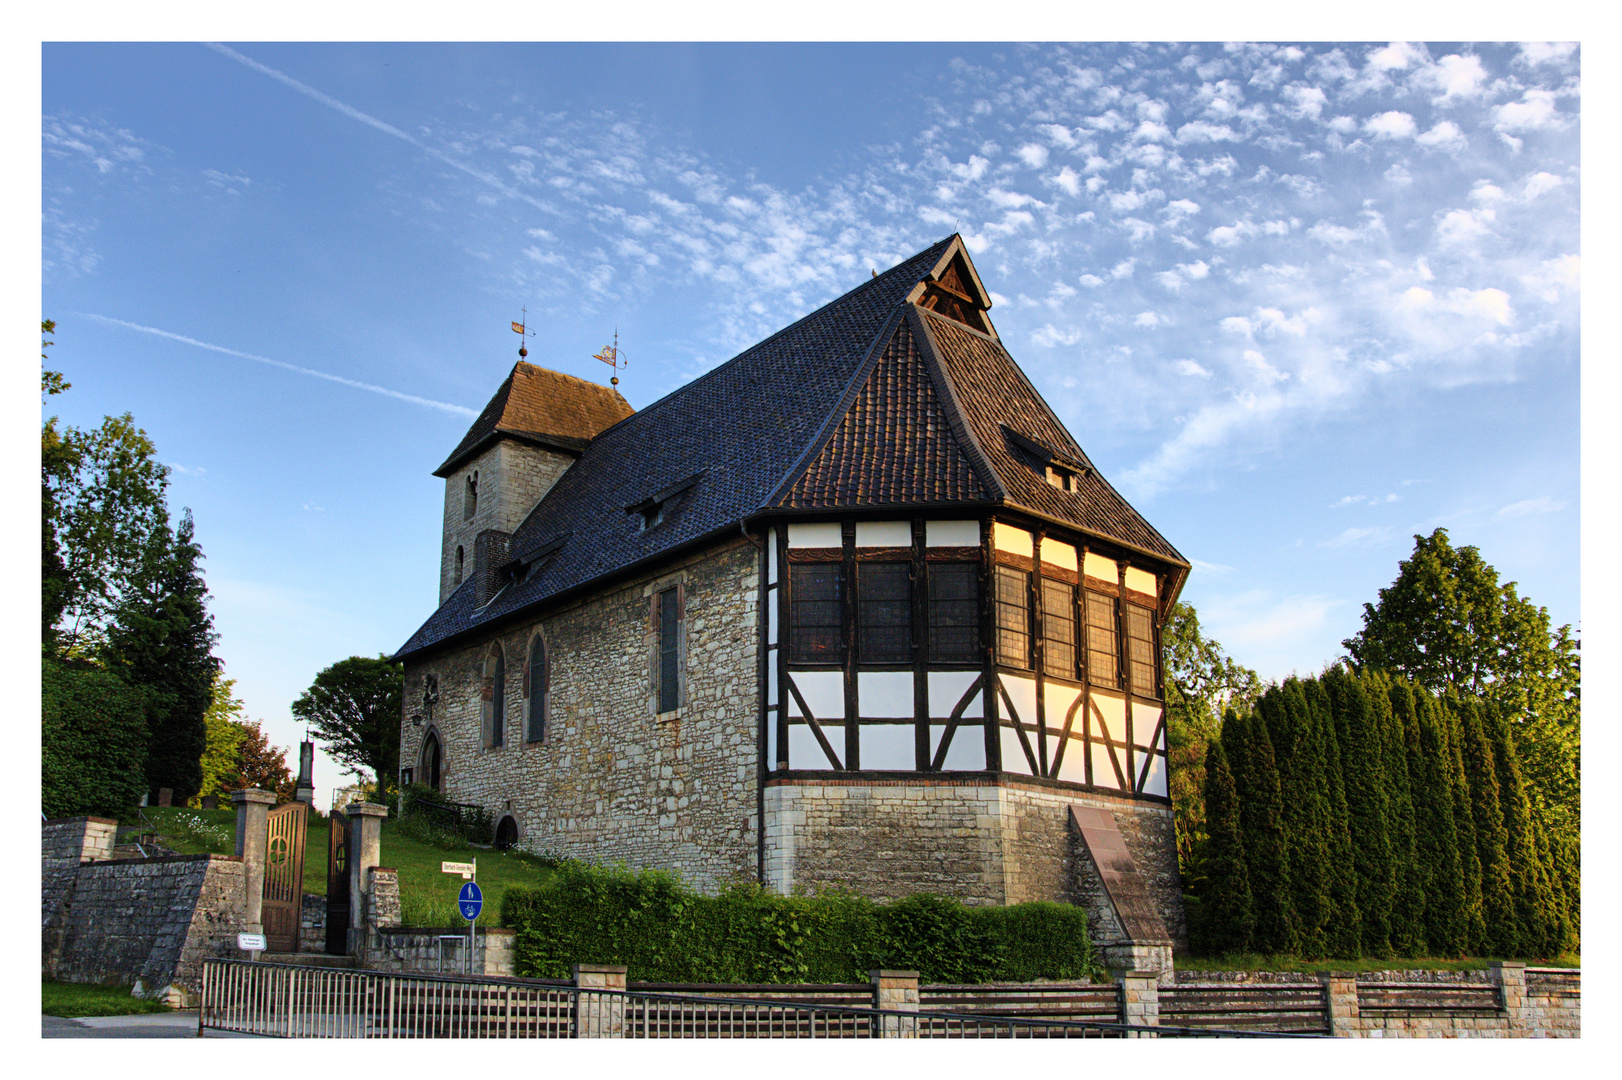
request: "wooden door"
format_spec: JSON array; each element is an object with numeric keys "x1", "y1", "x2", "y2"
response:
[
  {"x1": 325, "y1": 812, "x2": 351, "y2": 955},
  {"x1": 262, "y1": 802, "x2": 307, "y2": 953}
]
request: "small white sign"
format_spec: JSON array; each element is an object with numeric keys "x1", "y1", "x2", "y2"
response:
[
  {"x1": 237, "y1": 933, "x2": 267, "y2": 952},
  {"x1": 441, "y1": 861, "x2": 475, "y2": 877}
]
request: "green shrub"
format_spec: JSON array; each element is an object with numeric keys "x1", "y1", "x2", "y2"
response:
[
  {"x1": 397, "y1": 783, "x2": 494, "y2": 846},
  {"x1": 42, "y1": 657, "x2": 148, "y2": 820},
  {"x1": 502, "y1": 861, "x2": 1095, "y2": 984}
]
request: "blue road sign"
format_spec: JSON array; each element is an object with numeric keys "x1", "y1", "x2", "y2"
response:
[{"x1": 458, "y1": 881, "x2": 483, "y2": 922}]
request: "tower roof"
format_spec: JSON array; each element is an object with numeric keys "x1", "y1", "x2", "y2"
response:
[
  {"x1": 433, "y1": 361, "x2": 633, "y2": 477},
  {"x1": 399, "y1": 235, "x2": 1187, "y2": 659}
]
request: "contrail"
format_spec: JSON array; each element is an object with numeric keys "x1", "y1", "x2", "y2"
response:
[
  {"x1": 80, "y1": 314, "x2": 478, "y2": 418},
  {"x1": 202, "y1": 43, "x2": 556, "y2": 214}
]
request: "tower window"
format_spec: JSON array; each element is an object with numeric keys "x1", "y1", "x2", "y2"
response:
[
  {"x1": 455, "y1": 545, "x2": 465, "y2": 582},
  {"x1": 484, "y1": 646, "x2": 506, "y2": 748},
  {"x1": 526, "y1": 635, "x2": 547, "y2": 742},
  {"x1": 464, "y1": 471, "x2": 478, "y2": 520}
]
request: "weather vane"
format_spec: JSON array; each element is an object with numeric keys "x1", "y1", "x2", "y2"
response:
[
  {"x1": 593, "y1": 329, "x2": 627, "y2": 387},
  {"x1": 511, "y1": 308, "x2": 536, "y2": 358}
]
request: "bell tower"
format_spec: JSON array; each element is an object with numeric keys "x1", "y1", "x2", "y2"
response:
[{"x1": 434, "y1": 360, "x2": 633, "y2": 605}]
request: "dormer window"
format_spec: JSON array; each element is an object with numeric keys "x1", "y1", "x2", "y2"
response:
[
  {"x1": 1002, "y1": 425, "x2": 1089, "y2": 492},
  {"x1": 625, "y1": 473, "x2": 704, "y2": 534},
  {"x1": 464, "y1": 471, "x2": 478, "y2": 520},
  {"x1": 1045, "y1": 465, "x2": 1076, "y2": 492}
]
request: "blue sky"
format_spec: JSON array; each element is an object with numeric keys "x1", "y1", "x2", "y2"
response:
[{"x1": 38, "y1": 39, "x2": 1587, "y2": 799}]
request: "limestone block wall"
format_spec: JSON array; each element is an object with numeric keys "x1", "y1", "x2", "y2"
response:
[
  {"x1": 405, "y1": 537, "x2": 761, "y2": 893},
  {"x1": 43, "y1": 852, "x2": 247, "y2": 1000},
  {"x1": 763, "y1": 778, "x2": 1185, "y2": 951},
  {"x1": 364, "y1": 927, "x2": 518, "y2": 978},
  {"x1": 42, "y1": 816, "x2": 116, "y2": 922}
]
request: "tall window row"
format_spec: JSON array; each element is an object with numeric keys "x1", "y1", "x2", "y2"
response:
[
  {"x1": 788, "y1": 558, "x2": 981, "y2": 665},
  {"x1": 991, "y1": 564, "x2": 1160, "y2": 699}
]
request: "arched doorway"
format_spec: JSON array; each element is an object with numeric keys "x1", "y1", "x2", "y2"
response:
[
  {"x1": 494, "y1": 815, "x2": 519, "y2": 850},
  {"x1": 420, "y1": 729, "x2": 442, "y2": 791}
]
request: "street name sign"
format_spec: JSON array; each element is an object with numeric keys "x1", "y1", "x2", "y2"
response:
[{"x1": 441, "y1": 861, "x2": 475, "y2": 878}]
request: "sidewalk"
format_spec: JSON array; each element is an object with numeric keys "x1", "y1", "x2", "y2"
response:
[{"x1": 42, "y1": 1011, "x2": 261, "y2": 1038}]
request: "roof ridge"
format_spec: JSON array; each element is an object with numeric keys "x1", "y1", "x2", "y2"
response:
[{"x1": 601, "y1": 236, "x2": 957, "y2": 433}]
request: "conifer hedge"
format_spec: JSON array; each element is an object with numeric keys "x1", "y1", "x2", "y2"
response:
[
  {"x1": 502, "y1": 862, "x2": 1097, "y2": 984},
  {"x1": 1191, "y1": 667, "x2": 1573, "y2": 960}
]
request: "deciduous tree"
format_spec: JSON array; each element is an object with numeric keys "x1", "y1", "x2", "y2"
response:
[{"x1": 292, "y1": 655, "x2": 405, "y2": 792}]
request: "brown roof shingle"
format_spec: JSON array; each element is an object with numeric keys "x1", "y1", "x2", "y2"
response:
[{"x1": 434, "y1": 362, "x2": 633, "y2": 477}]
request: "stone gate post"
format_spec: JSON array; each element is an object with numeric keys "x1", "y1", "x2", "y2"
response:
[
  {"x1": 1117, "y1": 971, "x2": 1160, "y2": 1037},
  {"x1": 231, "y1": 789, "x2": 275, "y2": 938},
  {"x1": 1322, "y1": 972, "x2": 1362, "y2": 1037},
  {"x1": 870, "y1": 969, "x2": 920, "y2": 1037},
  {"x1": 345, "y1": 802, "x2": 388, "y2": 947},
  {"x1": 573, "y1": 963, "x2": 628, "y2": 1037}
]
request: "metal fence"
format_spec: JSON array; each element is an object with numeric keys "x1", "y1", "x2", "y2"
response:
[{"x1": 199, "y1": 959, "x2": 1300, "y2": 1039}]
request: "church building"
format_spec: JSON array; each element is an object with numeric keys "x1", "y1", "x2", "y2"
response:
[{"x1": 395, "y1": 236, "x2": 1193, "y2": 959}]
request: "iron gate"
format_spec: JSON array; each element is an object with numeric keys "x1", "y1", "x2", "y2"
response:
[
  {"x1": 325, "y1": 811, "x2": 351, "y2": 955},
  {"x1": 263, "y1": 803, "x2": 308, "y2": 953}
]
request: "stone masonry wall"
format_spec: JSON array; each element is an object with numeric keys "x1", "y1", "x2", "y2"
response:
[
  {"x1": 405, "y1": 536, "x2": 760, "y2": 893},
  {"x1": 44, "y1": 852, "x2": 246, "y2": 1002},
  {"x1": 42, "y1": 816, "x2": 116, "y2": 922},
  {"x1": 440, "y1": 441, "x2": 576, "y2": 605},
  {"x1": 763, "y1": 779, "x2": 1185, "y2": 951}
]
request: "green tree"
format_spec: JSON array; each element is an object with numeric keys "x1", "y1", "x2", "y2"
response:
[
  {"x1": 193, "y1": 675, "x2": 251, "y2": 806},
  {"x1": 102, "y1": 510, "x2": 219, "y2": 805},
  {"x1": 1162, "y1": 602, "x2": 1261, "y2": 875},
  {"x1": 1454, "y1": 696, "x2": 1515, "y2": 955},
  {"x1": 1195, "y1": 739, "x2": 1254, "y2": 954},
  {"x1": 1408, "y1": 684, "x2": 1468, "y2": 956},
  {"x1": 1323, "y1": 667, "x2": 1395, "y2": 958},
  {"x1": 1261, "y1": 679, "x2": 1334, "y2": 959},
  {"x1": 1343, "y1": 529, "x2": 1579, "y2": 845},
  {"x1": 1223, "y1": 709, "x2": 1297, "y2": 954},
  {"x1": 42, "y1": 325, "x2": 173, "y2": 657},
  {"x1": 42, "y1": 657, "x2": 149, "y2": 819},
  {"x1": 292, "y1": 655, "x2": 405, "y2": 793}
]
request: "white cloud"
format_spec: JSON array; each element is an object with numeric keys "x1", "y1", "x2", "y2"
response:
[
  {"x1": 1078, "y1": 273, "x2": 1105, "y2": 288},
  {"x1": 1364, "y1": 111, "x2": 1418, "y2": 139},
  {"x1": 1428, "y1": 54, "x2": 1488, "y2": 101},
  {"x1": 1175, "y1": 121, "x2": 1240, "y2": 144},
  {"x1": 1494, "y1": 90, "x2": 1562, "y2": 131},
  {"x1": 1522, "y1": 171, "x2": 1565, "y2": 200},
  {"x1": 1384, "y1": 163, "x2": 1413, "y2": 184},
  {"x1": 1498, "y1": 497, "x2": 1566, "y2": 517},
  {"x1": 1320, "y1": 526, "x2": 1388, "y2": 548},
  {"x1": 1519, "y1": 254, "x2": 1580, "y2": 302},
  {"x1": 1280, "y1": 84, "x2": 1328, "y2": 120},
  {"x1": 1398, "y1": 285, "x2": 1514, "y2": 325},
  {"x1": 1051, "y1": 166, "x2": 1081, "y2": 196},
  {"x1": 1161, "y1": 198, "x2": 1200, "y2": 224},
  {"x1": 1120, "y1": 217, "x2": 1157, "y2": 243},
  {"x1": 1031, "y1": 324, "x2": 1085, "y2": 348},
  {"x1": 1415, "y1": 120, "x2": 1467, "y2": 153},
  {"x1": 1175, "y1": 359, "x2": 1212, "y2": 378},
  {"x1": 1434, "y1": 206, "x2": 1495, "y2": 246},
  {"x1": 1367, "y1": 42, "x2": 1425, "y2": 72},
  {"x1": 1516, "y1": 42, "x2": 1577, "y2": 67},
  {"x1": 1135, "y1": 311, "x2": 1163, "y2": 328},
  {"x1": 1017, "y1": 143, "x2": 1049, "y2": 168}
]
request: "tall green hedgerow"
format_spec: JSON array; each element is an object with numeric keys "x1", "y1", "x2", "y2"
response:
[
  {"x1": 501, "y1": 861, "x2": 1096, "y2": 984},
  {"x1": 42, "y1": 656, "x2": 148, "y2": 819}
]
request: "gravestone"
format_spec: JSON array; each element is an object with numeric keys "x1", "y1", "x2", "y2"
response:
[
  {"x1": 157, "y1": 788, "x2": 173, "y2": 807},
  {"x1": 201, "y1": 795, "x2": 218, "y2": 810}
]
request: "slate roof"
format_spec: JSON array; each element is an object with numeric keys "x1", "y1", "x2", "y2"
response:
[
  {"x1": 434, "y1": 362, "x2": 633, "y2": 477},
  {"x1": 398, "y1": 235, "x2": 1188, "y2": 659}
]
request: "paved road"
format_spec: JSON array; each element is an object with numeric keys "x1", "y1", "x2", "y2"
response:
[{"x1": 42, "y1": 1011, "x2": 260, "y2": 1038}]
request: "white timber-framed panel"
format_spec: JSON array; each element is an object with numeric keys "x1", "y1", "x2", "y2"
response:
[
  {"x1": 925, "y1": 519, "x2": 980, "y2": 547},
  {"x1": 1124, "y1": 565, "x2": 1157, "y2": 597},
  {"x1": 992, "y1": 521, "x2": 1033, "y2": 558},
  {"x1": 859, "y1": 723, "x2": 915, "y2": 770},
  {"x1": 1044, "y1": 679, "x2": 1084, "y2": 777},
  {"x1": 855, "y1": 520, "x2": 911, "y2": 547},
  {"x1": 1083, "y1": 551, "x2": 1119, "y2": 582},
  {"x1": 788, "y1": 522, "x2": 842, "y2": 548}
]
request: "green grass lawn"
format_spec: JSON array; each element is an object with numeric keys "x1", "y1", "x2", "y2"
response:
[
  {"x1": 138, "y1": 805, "x2": 554, "y2": 926},
  {"x1": 1178, "y1": 952, "x2": 1580, "y2": 973},
  {"x1": 43, "y1": 979, "x2": 172, "y2": 1017}
]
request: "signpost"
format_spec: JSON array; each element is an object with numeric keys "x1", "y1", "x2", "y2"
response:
[
  {"x1": 442, "y1": 857, "x2": 479, "y2": 973},
  {"x1": 237, "y1": 932, "x2": 267, "y2": 956}
]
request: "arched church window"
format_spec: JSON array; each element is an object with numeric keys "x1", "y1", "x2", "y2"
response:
[{"x1": 526, "y1": 635, "x2": 547, "y2": 742}]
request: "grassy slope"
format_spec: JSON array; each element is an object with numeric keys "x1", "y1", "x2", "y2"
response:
[
  {"x1": 139, "y1": 806, "x2": 552, "y2": 926},
  {"x1": 1178, "y1": 953, "x2": 1580, "y2": 972},
  {"x1": 43, "y1": 979, "x2": 171, "y2": 1016}
]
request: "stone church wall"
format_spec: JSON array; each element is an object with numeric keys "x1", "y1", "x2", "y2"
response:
[
  {"x1": 763, "y1": 779, "x2": 1185, "y2": 950},
  {"x1": 405, "y1": 536, "x2": 761, "y2": 893}
]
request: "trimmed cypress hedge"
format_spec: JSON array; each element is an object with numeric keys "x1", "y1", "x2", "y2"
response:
[
  {"x1": 1192, "y1": 668, "x2": 1572, "y2": 960},
  {"x1": 502, "y1": 861, "x2": 1098, "y2": 984}
]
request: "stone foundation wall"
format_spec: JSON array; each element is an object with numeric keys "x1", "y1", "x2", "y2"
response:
[
  {"x1": 762, "y1": 777, "x2": 1184, "y2": 950},
  {"x1": 362, "y1": 927, "x2": 517, "y2": 978},
  {"x1": 404, "y1": 538, "x2": 760, "y2": 893}
]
